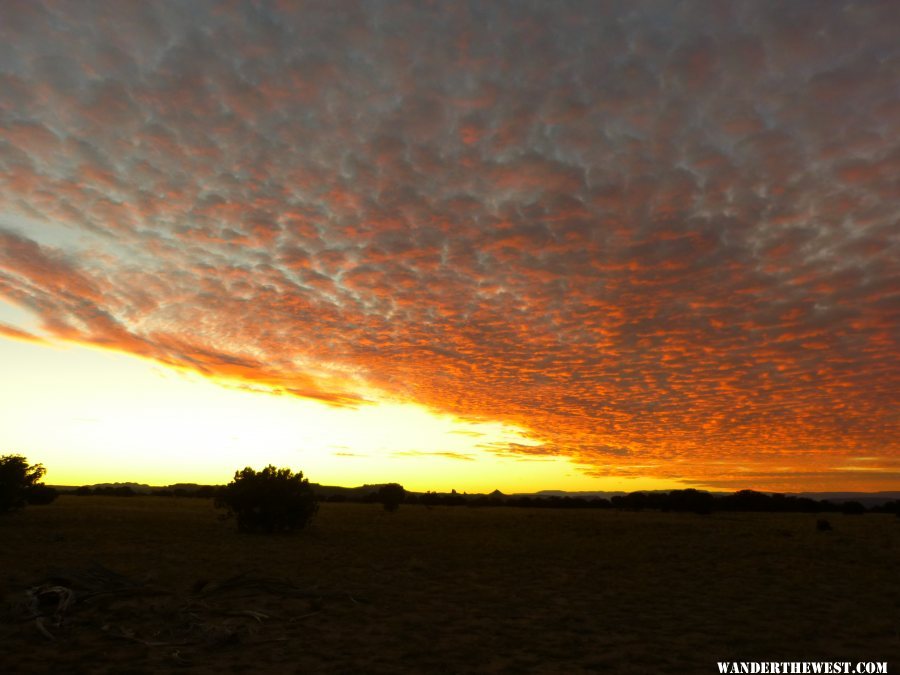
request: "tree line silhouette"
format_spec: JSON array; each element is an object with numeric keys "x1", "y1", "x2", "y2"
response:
[
  {"x1": 59, "y1": 482, "x2": 898, "y2": 516},
  {"x1": 400, "y1": 488, "x2": 893, "y2": 515},
  {"x1": 4, "y1": 454, "x2": 898, "y2": 527}
]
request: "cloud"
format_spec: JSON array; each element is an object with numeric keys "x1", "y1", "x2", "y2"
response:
[
  {"x1": 392, "y1": 451, "x2": 476, "y2": 462},
  {"x1": 0, "y1": 0, "x2": 897, "y2": 488},
  {"x1": 0, "y1": 321, "x2": 45, "y2": 344}
]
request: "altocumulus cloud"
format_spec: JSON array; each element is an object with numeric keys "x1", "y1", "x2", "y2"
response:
[{"x1": 0, "y1": 0, "x2": 897, "y2": 488}]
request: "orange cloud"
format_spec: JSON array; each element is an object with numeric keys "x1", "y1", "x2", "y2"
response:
[
  {"x1": 0, "y1": 321, "x2": 45, "y2": 344},
  {"x1": 0, "y1": 0, "x2": 897, "y2": 490}
]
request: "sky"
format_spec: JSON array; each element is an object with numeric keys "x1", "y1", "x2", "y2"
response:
[{"x1": 0, "y1": 0, "x2": 897, "y2": 493}]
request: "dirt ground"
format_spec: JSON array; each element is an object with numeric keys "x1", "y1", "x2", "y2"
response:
[{"x1": 1, "y1": 497, "x2": 898, "y2": 673}]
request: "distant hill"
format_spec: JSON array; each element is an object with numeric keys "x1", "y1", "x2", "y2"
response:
[
  {"x1": 790, "y1": 492, "x2": 900, "y2": 507},
  {"x1": 529, "y1": 489, "x2": 900, "y2": 507},
  {"x1": 309, "y1": 483, "x2": 394, "y2": 499}
]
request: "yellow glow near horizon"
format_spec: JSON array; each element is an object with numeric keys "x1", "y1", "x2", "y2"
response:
[{"x1": 0, "y1": 332, "x2": 677, "y2": 493}]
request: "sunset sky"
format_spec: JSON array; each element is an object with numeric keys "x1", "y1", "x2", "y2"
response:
[{"x1": 0, "y1": 1, "x2": 897, "y2": 493}]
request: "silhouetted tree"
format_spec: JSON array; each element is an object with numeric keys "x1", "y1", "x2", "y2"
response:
[
  {"x1": 0, "y1": 455, "x2": 56, "y2": 513},
  {"x1": 215, "y1": 465, "x2": 318, "y2": 533},
  {"x1": 719, "y1": 489, "x2": 773, "y2": 512},
  {"x1": 666, "y1": 489, "x2": 714, "y2": 514},
  {"x1": 95, "y1": 486, "x2": 135, "y2": 497},
  {"x1": 377, "y1": 483, "x2": 406, "y2": 512},
  {"x1": 611, "y1": 492, "x2": 648, "y2": 511},
  {"x1": 24, "y1": 484, "x2": 58, "y2": 505}
]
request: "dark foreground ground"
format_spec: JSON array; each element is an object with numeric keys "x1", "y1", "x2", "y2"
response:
[{"x1": 1, "y1": 497, "x2": 898, "y2": 673}]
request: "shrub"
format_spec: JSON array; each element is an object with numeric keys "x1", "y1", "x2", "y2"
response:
[
  {"x1": 25, "y1": 484, "x2": 58, "y2": 506},
  {"x1": 0, "y1": 455, "x2": 53, "y2": 513},
  {"x1": 215, "y1": 465, "x2": 318, "y2": 533},
  {"x1": 376, "y1": 483, "x2": 406, "y2": 512}
]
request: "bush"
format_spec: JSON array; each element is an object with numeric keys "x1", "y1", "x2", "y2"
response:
[
  {"x1": 376, "y1": 483, "x2": 406, "y2": 512},
  {"x1": 0, "y1": 455, "x2": 53, "y2": 513},
  {"x1": 215, "y1": 465, "x2": 318, "y2": 533},
  {"x1": 25, "y1": 484, "x2": 58, "y2": 505}
]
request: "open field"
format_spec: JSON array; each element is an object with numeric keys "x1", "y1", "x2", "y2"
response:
[{"x1": 2, "y1": 496, "x2": 898, "y2": 673}]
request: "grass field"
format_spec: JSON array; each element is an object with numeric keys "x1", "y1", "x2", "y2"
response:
[{"x1": 2, "y1": 496, "x2": 898, "y2": 673}]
